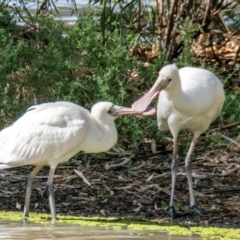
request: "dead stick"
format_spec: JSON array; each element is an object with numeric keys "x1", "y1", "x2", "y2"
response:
[
  {"x1": 217, "y1": 132, "x2": 240, "y2": 148},
  {"x1": 233, "y1": 45, "x2": 240, "y2": 66},
  {"x1": 164, "y1": 0, "x2": 177, "y2": 49},
  {"x1": 208, "y1": 121, "x2": 240, "y2": 132}
]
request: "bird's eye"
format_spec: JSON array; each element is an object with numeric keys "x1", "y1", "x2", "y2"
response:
[
  {"x1": 168, "y1": 78, "x2": 172, "y2": 83},
  {"x1": 107, "y1": 109, "x2": 112, "y2": 114}
]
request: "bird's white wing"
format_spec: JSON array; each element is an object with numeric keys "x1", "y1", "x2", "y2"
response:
[
  {"x1": 179, "y1": 67, "x2": 224, "y2": 115},
  {"x1": 0, "y1": 102, "x2": 90, "y2": 168}
]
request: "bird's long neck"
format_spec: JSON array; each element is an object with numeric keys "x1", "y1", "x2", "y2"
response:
[
  {"x1": 81, "y1": 118, "x2": 118, "y2": 154},
  {"x1": 164, "y1": 77, "x2": 187, "y2": 112},
  {"x1": 95, "y1": 119, "x2": 118, "y2": 151},
  {"x1": 165, "y1": 77, "x2": 182, "y2": 99},
  {"x1": 95, "y1": 119, "x2": 117, "y2": 136}
]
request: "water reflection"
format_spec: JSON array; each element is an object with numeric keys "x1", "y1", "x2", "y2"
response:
[
  {"x1": 9, "y1": 0, "x2": 89, "y2": 9},
  {"x1": 0, "y1": 220, "x2": 202, "y2": 240},
  {"x1": 8, "y1": 0, "x2": 90, "y2": 26}
]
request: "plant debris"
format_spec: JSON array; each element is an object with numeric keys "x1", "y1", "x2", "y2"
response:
[{"x1": 0, "y1": 141, "x2": 239, "y2": 228}]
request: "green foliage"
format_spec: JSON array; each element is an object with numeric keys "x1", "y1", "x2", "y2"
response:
[
  {"x1": 222, "y1": 91, "x2": 240, "y2": 123},
  {"x1": 0, "y1": 8, "x2": 159, "y2": 146},
  {"x1": 88, "y1": 0, "x2": 157, "y2": 43},
  {"x1": 160, "y1": 201, "x2": 167, "y2": 209},
  {"x1": 174, "y1": 18, "x2": 198, "y2": 67},
  {"x1": 0, "y1": 1, "x2": 240, "y2": 152},
  {"x1": 97, "y1": 191, "x2": 106, "y2": 200},
  {"x1": 66, "y1": 13, "x2": 158, "y2": 143},
  {"x1": 0, "y1": 14, "x2": 82, "y2": 121}
]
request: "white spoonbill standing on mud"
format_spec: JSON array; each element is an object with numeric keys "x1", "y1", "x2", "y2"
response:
[
  {"x1": 0, "y1": 101, "x2": 150, "y2": 221},
  {"x1": 132, "y1": 64, "x2": 225, "y2": 218}
]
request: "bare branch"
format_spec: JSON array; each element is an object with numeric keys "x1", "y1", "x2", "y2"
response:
[
  {"x1": 217, "y1": 133, "x2": 240, "y2": 148},
  {"x1": 164, "y1": 0, "x2": 177, "y2": 49}
]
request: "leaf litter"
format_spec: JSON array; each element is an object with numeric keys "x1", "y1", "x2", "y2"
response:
[{"x1": 0, "y1": 140, "x2": 239, "y2": 228}]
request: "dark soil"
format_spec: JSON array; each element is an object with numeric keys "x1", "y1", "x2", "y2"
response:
[{"x1": 0, "y1": 140, "x2": 240, "y2": 227}]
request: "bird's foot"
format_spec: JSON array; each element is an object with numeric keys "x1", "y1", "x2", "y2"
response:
[
  {"x1": 167, "y1": 206, "x2": 176, "y2": 218},
  {"x1": 166, "y1": 206, "x2": 182, "y2": 219},
  {"x1": 22, "y1": 216, "x2": 30, "y2": 225},
  {"x1": 189, "y1": 205, "x2": 206, "y2": 215},
  {"x1": 172, "y1": 154, "x2": 180, "y2": 162}
]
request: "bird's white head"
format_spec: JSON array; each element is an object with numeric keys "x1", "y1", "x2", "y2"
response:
[
  {"x1": 158, "y1": 64, "x2": 179, "y2": 90},
  {"x1": 131, "y1": 64, "x2": 180, "y2": 113},
  {"x1": 91, "y1": 101, "x2": 137, "y2": 123}
]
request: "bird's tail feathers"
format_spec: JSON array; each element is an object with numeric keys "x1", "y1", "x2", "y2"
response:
[{"x1": 0, "y1": 164, "x2": 14, "y2": 170}]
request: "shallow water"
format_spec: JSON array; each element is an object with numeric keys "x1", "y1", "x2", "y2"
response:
[{"x1": 0, "y1": 220, "x2": 202, "y2": 240}]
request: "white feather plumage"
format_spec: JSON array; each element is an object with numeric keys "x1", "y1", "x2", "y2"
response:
[{"x1": 0, "y1": 101, "x2": 135, "y2": 220}]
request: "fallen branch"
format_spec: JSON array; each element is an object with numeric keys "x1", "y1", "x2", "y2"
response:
[
  {"x1": 217, "y1": 132, "x2": 240, "y2": 148},
  {"x1": 105, "y1": 157, "x2": 131, "y2": 169},
  {"x1": 74, "y1": 169, "x2": 91, "y2": 186},
  {"x1": 220, "y1": 166, "x2": 240, "y2": 176},
  {"x1": 179, "y1": 166, "x2": 240, "y2": 177},
  {"x1": 209, "y1": 121, "x2": 240, "y2": 132},
  {"x1": 177, "y1": 172, "x2": 208, "y2": 179}
]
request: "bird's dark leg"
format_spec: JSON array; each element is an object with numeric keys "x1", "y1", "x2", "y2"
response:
[
  {"x1": 218, "y1": 113, "x2": 224, "y2": 131},
  {"x1": 168, "y1": 154, "x2": 179, "y2": 218},
  {"x1": 167, "y1": 136, "x2": 179, "y2": 218},
  {"x1": 23, "y1": 165, "x2": 43, "y2": 218},
  {"x1": 47, "y1": 166, "x2": 57, "y2": 221},
  {"x1": 185, "y1": 136, "x2": 204, "y2": 215}
]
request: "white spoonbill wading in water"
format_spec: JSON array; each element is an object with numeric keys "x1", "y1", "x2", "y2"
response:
[
  {"x1": 132, "y1": 64, "x2": 225, "y2": 218},
  {"x1": 0, "y1": 101, "x2": 152, "y2": 221}
]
